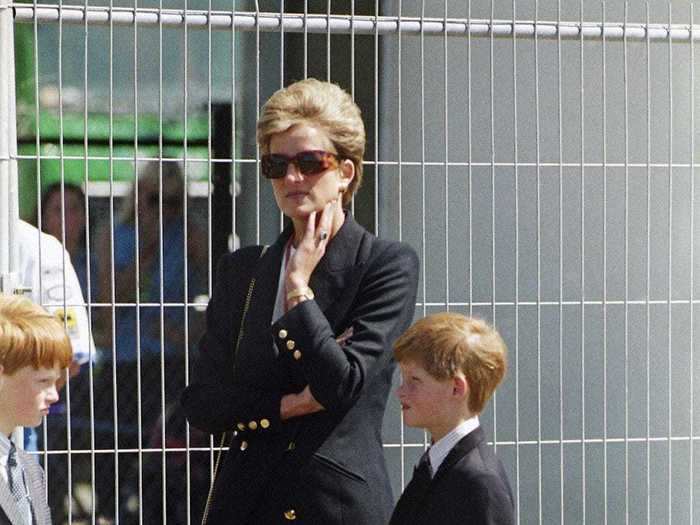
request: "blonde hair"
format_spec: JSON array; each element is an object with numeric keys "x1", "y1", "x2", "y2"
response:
[
  {"x1": 256, "y1": 78, "x2": 366, "y2": 207},
  {"x1": 394, "y1": 313, "x2": 507, "y2": 414},
  {"x1": 0, "y1": 294, "x2": 73, "y2": 374}
]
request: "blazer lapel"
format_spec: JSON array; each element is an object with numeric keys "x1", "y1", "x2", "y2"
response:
[
  {"x1": 309, "y1": 213, "x2": 368, "y2": 317},
  {"x1": 0, "y1": 478, "x2": 25, "y2": 525}
]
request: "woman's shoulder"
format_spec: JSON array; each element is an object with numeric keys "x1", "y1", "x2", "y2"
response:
[
  {"x1": 367, "y1": 236, "x2": 419, "y2": 266},
  {"x1": 217, "y1": 244, "x2": 268, "y2": 269}
]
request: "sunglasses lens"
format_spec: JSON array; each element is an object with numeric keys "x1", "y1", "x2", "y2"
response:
[
  {"x1": 261, "y1": 151, "x2": 337, "y2": 178},
  {"x1": 261, "y1": 155, "x2": 288, "y2": 179}
]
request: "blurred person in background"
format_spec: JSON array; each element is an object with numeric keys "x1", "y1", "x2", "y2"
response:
[{"x1": 95, "y1": 160, "x2": 207, "y2": 523}]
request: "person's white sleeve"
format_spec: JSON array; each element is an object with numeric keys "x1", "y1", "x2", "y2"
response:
[{"x1": 18, "y1": 221, "x2": 95, "y2": 365}]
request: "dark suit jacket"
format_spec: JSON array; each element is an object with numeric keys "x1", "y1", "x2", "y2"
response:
[
  {"x1": 0, "y1": 448, "x2": 51, "y2": 525},
  {"x1": 182, "y1": 214, "x2": 419, "y2": 524},
  {"x1": 390, "y1": 427, "x2": 515, "y2": 525}
]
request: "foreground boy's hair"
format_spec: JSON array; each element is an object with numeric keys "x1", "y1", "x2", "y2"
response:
[
  {"x1": 0, "y1": 294, "x2": 73, "y2": 373},
  {"x1": 394, "y1": 312, "x2": 507, "y2": 413}
]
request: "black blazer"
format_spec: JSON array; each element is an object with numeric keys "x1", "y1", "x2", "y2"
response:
[
  {"x1": 390, "y1": 427, "x2": 515, "y2": 525},
  {"x1": 182, "y1": 214, "x2": 419, "y2": 524}
]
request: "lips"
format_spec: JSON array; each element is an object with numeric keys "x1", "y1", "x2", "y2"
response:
[{"x1": 286, "y1": 191, "x2": 309, "y2": 199}]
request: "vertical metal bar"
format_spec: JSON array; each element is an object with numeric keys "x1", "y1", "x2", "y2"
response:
[
  {"x1": 579, "y1": 0, "x2": 587, "y2": 521},
  {"x1": 183, "y1": 2, "x2": 191, "y2": 523},
  {"x1": 467, "y1": 0, "x2": 473, "y2": 321},
  {"x1": 419, "y1": 0, "x2": 426, "y2": 323},
  {"x1": 556, "y1": 0, "x2": 564, "y2": 522},
  {"x1": 255, "y1": 1, "x2": 260, "y2": 243},
  {"x1": 489, "y1": 0, "x2": 495, "y2": 330},
  {"x1": 303, "y1": 0, "x2": 308, "y2": 79},
  {"x1": 666, "y1": 4, "x2": 673, "y2": 523},
  {"x1": 645, "y1": 4, "x2": 651, "y2": 522},
  {"x1": 534, "y1": 0, "x2": 542, "y2": 522},
  {"x1": 278, "y1": 0, "x2": 284, "y2": 232},
  {"x1": 419, "y1": 0, "x2": 427, "y2": 455},
  {"x1": 107, "y1": 0, "x2": 120, "y2": 519},
  {"x1": 443, "y1": 0, "x2": 448, "y2": 310},
  {"x1": 84, "y1": 0, "x2": 97, "y2": 518},
  {"x1": 158, "y1": 0, "x2": 167, "y2": 521},
  {"x1": 57, "y1": 0, "x2": 74, "y2": 511},
  {"x1": 374, "y1": 0, "x2": 379, "y2": 236},
  {"x1": 510, "y1": 0, "x2": 520, "y2": 517},
  {"x1": 326, "y1": 0, "x2": 331, "y2": 81},
  {"x1": 397, "y1": 0, "x2": 404, "y2": 488},
  {"x1": 0, "y1": 0, "x2": 11, "y2": 283},
  {"x1": 622, "y1": 3, "x2": 630, "y2": 524},
  {"x1": 182, "y1": 1, "x2": 193, "y2": 522},
  {"x1": 349, "y1": 0, "x2": 356, "y2": 216},
  {"x1": 601, "y1": 4, "x2": 608, "y2": 524},
  {"x1": 133, "y1": 0, "x2": 146, "y2": 518},
  {"x1": 689, "y1": 6, "x2": 696, "y2": 524}
]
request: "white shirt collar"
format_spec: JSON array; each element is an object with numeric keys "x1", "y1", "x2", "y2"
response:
[
  {"x1": 427, "y1": 416, "x2": 480, "y2": 477},
  {"x1": 0, "y1": 432, "x2": 15, "y2": 484}
]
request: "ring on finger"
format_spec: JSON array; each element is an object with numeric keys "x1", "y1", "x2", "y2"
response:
[{"x1": 319, "y1": 230, "x2": 329, "y2": 241}]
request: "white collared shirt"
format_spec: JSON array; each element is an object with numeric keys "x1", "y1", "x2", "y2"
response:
[
  {"x1": 427, "y1": 416, "x2": 480, "y2": 477},
  {"x1": 0, "y1": 432, "x2": 11, "y2": 485}
]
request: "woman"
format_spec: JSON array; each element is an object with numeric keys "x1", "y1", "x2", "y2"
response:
[{"x1": 182, "y1": 78, "x2": 419, "y2": 524}]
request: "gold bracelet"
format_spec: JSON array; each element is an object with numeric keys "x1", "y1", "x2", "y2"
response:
[{"x1": 286, "y1": 286, "x2": 315, "y2": 301}]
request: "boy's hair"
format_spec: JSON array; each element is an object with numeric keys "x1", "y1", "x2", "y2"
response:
[
  {"x1": 0, "y1": 294, "x2": 73, "y2": 374},
  {"x1": 394, "y1": 313, "x2": 507, "y2": 414}
]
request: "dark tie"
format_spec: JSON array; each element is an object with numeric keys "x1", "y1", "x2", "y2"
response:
[
  {"x1": 412, "y1": 449, "x2": 432, "y2": 490},
  {"x1": 7, "y1": 442, "x2": 33, "y2": 525}
]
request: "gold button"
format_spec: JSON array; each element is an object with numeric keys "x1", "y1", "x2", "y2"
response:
[
  {"x1": 240, "y1": 440, "x2": 248, "y2": 451},
  {"x1": 293, "y1": 350, "x2": 302, "y2": 360},
  {"x1": 278, "y1": 329, "x2": 288, "y2": 339},
  {"x1": 284, "y1": 509, "x2": 297, "y2": 520},
  {"x1": 260, "y1": 418, "x2": 270, "y2": 429},
  {"x1": 286, "y1": 340, "x2": 296, "y2": 350},
  {"x1": 248, "y1": 420, "x2": 258, "y2": 430},
  {"x1": 237, "y1": 422, "x2": 246, "y2": 431}
]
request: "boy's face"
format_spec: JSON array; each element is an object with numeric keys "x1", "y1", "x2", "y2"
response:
[
  {"x1": 0, "y1": 365, "x2": 62, "y2": 436},
  {"x1": 396, "y1": 360, "x2": 463, "y2": 442}
]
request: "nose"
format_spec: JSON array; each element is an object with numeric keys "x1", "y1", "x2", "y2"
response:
[
  {"x1": 284, "y1": 160, "x2": 304, "y2": 182},
  {"x1": 46, "y1": 385, "x2": 60, "y2": 404},
  {"x1": 396, "y1": 383, "x2": 406, "y2": 399}
]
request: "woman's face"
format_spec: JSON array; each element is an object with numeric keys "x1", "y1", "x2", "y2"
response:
[{"x1": 268, "y1": 123, "x2": 353, "y2": 221}]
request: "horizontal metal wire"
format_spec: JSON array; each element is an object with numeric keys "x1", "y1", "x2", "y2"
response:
[
  {"x1": 27, "y1": 434, "x2": 700, "y2": 456},
  {"x1": 10, "y1": 6, "x2": 700, "y2": 42},
  {"x1": 15, "y1": 154, "x2": 700, "y2": 170}
]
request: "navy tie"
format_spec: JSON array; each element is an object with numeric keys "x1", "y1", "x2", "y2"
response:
[{"x1": 413, "y1": 449, "x2": 432, "y2": 489}]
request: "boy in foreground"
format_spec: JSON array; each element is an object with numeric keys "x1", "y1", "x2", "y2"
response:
[
  {"x1": 0, "y1": 294, "x2": 73, "y2": 524},
  {"x1": 390, "y1": 312, "x2": 514, "y2": 525}
]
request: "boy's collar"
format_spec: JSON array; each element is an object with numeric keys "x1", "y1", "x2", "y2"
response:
[{"x1": 428, "y1": 416, "x2": 480, "y2": 475}]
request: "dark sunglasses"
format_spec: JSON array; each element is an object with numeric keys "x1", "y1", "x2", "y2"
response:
[{"x1": 260, "y1": 150, "x2": 340, "y2": 179}]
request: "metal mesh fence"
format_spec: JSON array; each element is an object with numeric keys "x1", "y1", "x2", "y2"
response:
[{"x1": 2, "y1": 0, "x2": 699, "y2": 523}]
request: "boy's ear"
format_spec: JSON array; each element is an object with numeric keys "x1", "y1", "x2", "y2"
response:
[{"x1": 452, "y1": 376, "x2": 469, "y2": 399}]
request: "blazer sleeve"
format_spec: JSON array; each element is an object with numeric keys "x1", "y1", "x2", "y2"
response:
[
  {"x1": 463, "y1": 472, "x2": 516, "y2": 525},
  {"x1": 271, "y1": 241, "x2": 419, "y2": 414},
  {"x1": 181, "y1": 249, "x2": 283, "y2": 434}
]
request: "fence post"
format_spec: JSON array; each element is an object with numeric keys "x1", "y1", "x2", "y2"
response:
[{"x1": 0, "y1": 0, "x2": 20, "y2": 295}]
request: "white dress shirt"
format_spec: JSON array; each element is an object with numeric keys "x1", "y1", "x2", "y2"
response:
[{"x1": 427, "y1": 416, "x2": 480, "y2": 477}]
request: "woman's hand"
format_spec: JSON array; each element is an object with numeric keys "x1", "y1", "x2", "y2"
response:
[
  {"x1": 280, "y1": 385, "x2": 325, "y2": 420},
  {"x1": 285, "y1": 199, "x2": 337, "y2": 307}
]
